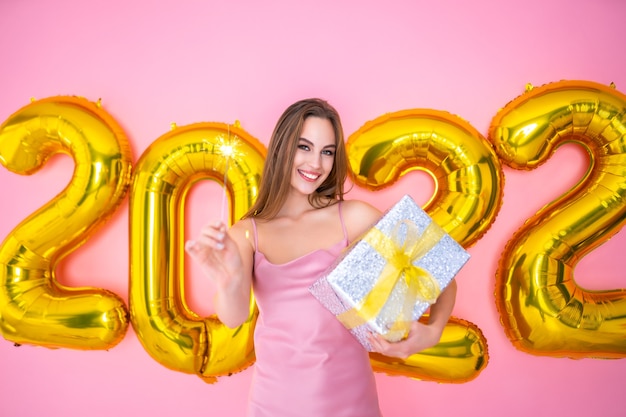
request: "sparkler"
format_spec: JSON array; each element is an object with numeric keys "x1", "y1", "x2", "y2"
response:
[{"x1": 216, "y1": 122, "x2": 241, "y2": 224}]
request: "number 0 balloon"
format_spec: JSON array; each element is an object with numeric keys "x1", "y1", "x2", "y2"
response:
[
  {"x1": 490, "y1": 80, "x2": 626, "y2": 358},
  {"x1": 129, "y1": 122, "x2": 266, "y2": 382},
  {"x1": 0, "y1": 96, "x2": 132, "y2": 350}
]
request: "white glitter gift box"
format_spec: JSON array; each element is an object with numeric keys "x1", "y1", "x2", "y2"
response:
[{"x1": 309, "y1": 194, "x2": 470, "y2": 351}]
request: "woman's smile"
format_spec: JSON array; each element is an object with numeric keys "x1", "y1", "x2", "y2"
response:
[{"x1": 297, "y1": 169, "x2": 321, "y2": 182}]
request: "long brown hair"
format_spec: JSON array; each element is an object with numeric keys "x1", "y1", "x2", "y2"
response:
[{"x1": 243, "y1": 98, "x2": 348, "y2": 220}]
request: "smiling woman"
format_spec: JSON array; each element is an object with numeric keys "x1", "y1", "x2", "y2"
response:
[{"x1": 185, "y1": 98, "x2": 459, "y2": 416}]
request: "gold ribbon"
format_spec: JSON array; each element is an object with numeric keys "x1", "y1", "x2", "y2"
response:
[{"x1": 337, "y1": 219, "x2": 444, "y2": 335}]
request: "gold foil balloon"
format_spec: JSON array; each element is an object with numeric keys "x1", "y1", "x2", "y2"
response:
[
  {"x1": 490, "y1": 80, "x2": 626, "y2": 358},
  {"x1": 347, "y1": 109, "x2": 501, "y2": 382},
  {"x1": 370, "y1": 317, "x2": 488, "y2": 383},
  {"x1": 347, "y1": 109, "x2": 503, "y2": 248},
  {"x1": 0, "y1": 96, "x2": 132, "y2": 350},
  {"x1": 129, "y1": 122, "x2": 265, "y2": 382}
]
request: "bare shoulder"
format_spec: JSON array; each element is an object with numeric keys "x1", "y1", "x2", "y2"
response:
[
  {"x1": 228, "y1": 218, "x2": 255, "y2": 253},
  {"x1": 340, "y1": 199, "x2": 383, "y2": 241},
  {"x1": 341, "y1": 199, "x2": 381, "y2": 219}
]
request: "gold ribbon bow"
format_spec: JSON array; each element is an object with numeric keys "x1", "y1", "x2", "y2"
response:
[{"x1": 337, "y1": 219, "x2": 444, "y2": 336}]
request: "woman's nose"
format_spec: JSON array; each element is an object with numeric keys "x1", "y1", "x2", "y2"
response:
[{"x1": 308, "y1": 152, "x2": 322, "y2": 168}]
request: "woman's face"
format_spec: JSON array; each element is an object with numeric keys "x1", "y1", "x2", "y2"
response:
[{"x1": 290, "y1": 116, "x2": 336, "y2": 196}]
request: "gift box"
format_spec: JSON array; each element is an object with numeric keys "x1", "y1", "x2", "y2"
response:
[{"x1": 309, "y1": 194, "x2": 470, "y2": 351}]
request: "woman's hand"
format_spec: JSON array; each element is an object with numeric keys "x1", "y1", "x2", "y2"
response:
[
  {"x1": 185, "y1": 221, "x2": 244, "y2": 289},
  {"x1": 368, "y1": 320, "x2": 443, "y2": 359},
  {"x1": 185, "y1": 221, "x2": 251, "y2": 328},
  {"x1": 369, "y1": 280, "x2": 457, "y2": 358}
]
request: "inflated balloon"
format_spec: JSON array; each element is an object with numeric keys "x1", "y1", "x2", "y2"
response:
[
  {"x1": 130, "y1": 122, "x2": 266, "y2": 382},
  {"x1": 490, "y1": 80, "x2": 626, "y2": 358},
  {"x1": 347, "y1": 109, "x2": 503, "y2": 248},
  {"x1": 370, "y1": 317, "x2": 488, "y2": 383},
  {"x1": 0, "y1": 96, "x2": 132, "y2": 350},
  {"x1": 347, "y1": 109, "x2": 500, "y2": 381}
]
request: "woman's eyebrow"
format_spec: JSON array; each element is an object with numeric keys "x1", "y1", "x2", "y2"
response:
[{"x1": 298, "y1": 138, "x2": 336, "y2": 149}]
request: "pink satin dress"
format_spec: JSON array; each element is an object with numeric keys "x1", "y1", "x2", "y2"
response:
[{"x1": 248, "y1": 203, "x2": 382, "y2": 417}]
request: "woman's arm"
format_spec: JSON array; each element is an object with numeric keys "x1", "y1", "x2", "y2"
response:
[
  {"x1": 368, "y1": 279, "x2": 457, "y2": 359},
  {"x1": 185, "y1": 219, "x2": 254, "y2": 328}
]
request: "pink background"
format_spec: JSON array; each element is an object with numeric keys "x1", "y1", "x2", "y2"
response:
[{"x1": 1, "y1": 0, "x2": 625, "y2": 416}]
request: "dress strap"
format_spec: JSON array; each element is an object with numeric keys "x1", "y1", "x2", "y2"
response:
[
  {"x1": 250, "y1": 218, "x2": 259, "y2": 252},
  {"x1": 338, "y1": 201, "x2": 348, "y2": 241}
]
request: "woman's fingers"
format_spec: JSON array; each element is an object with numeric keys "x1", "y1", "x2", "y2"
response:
[
  {"x1": 367, "y1": 321, "x2": 443, "y2": 359},
  {"x1": 185, "y1": 221, "x2": 240, "y2": 269},
  {"x1": 190, "y1": 221, "x2": 228, "y2": 251}
]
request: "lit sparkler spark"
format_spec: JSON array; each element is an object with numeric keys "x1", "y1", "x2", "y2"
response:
[{"x1": 215, "y1": 122, "x2": 243, "y2": 224}]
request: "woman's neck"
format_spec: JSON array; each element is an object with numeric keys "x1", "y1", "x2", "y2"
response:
[
  {"x1": 276, "y1": 192, "x2": 337, "y2": 220},
  {"x1": 275, "y1": 192, "x2": 313, "y2": 219}
]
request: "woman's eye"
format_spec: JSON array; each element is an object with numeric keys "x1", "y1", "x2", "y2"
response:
[
  {"x1": 322, "y1": 149, "x2": 334, "y2": 156},
  {"x1": 298, "y1": 144, "x2": 310, "y2": 151}
]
